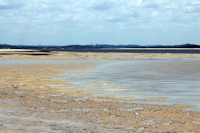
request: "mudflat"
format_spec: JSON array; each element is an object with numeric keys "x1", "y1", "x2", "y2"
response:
[{"x1": 0, "y1": 49, "x2": 200, "y2": 132}]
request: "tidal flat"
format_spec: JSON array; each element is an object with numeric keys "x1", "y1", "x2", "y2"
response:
[{"x1": 0, "y1": 49, "x2": 200, "y2": 132}]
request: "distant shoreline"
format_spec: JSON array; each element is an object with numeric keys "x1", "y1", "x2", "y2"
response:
[
  {"x1": 40, "y1": 48, "x2": 200, "y2": 54},
  {"x1": 0, "y1": 48, "x2": 200, "y2": 54}
]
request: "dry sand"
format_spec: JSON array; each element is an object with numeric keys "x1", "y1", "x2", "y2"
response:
[
  {"x1": 1, "y1": 49, "x2": 200, "y2": 59},
  {"x1": 0, "y1": 49, "x2": 200, "y2": 132}
]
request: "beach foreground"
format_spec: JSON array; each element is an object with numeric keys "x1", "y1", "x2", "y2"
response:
[{"x1": 0, "y1": 50, "x2": 200, "y2": 132}]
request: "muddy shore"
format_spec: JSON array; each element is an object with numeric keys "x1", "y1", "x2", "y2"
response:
[{"x1": 0, "y1": 50, "x2": 200, "y2": 132}]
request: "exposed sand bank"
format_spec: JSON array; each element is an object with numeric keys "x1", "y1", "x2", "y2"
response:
[
  {"x1": 0, "y1": 50, "x2": 200, "y2": 132},
  {"x1": 0, "y1": 49, "x2": 200, "y2": 59},
  {"x1": 88, "y1": 96, "x2": 170, "y2": 101}
]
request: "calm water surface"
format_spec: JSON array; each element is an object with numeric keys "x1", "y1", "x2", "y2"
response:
[{"x1": 65, "y1": 58, "x2": 200, "y2": 111}]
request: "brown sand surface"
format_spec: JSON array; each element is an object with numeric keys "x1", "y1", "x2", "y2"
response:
[
  {"x1": 88, "y1": 96, "x2": 169, "y2": 101},
  {"x1": 0, "y1": 50, "x2": 200, "y2": 132}
]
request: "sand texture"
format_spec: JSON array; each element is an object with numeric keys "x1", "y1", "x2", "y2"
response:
[{"x1": 0, "y1": 49, "x2": 200, "y2": 132}]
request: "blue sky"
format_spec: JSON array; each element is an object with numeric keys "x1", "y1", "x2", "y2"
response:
[{"x1": 0, "y1": 0, "x2": 200, "y2": 46}]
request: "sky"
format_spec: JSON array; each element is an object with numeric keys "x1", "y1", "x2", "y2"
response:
[{"x1": 0, "y1": 0, "x2": 200, "y2": 46}]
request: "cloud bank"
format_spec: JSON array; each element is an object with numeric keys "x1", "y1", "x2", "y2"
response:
[{"x1": 0, "y1": 0, "x2": 200, "y2": 45}]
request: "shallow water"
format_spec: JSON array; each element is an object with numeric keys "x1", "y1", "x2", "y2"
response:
[
  {"x1": 64, "y1": 58, "x2": 200, "y2": 111},
  {"x1": 1, "y1": 57, "x2": 200, "y2": 111},
  {"x1": 1, "y1": 56, "x2": 200, "y2": 132}
]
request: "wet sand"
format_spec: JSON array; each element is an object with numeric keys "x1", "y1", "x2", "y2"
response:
[{"x1": 0, "y1": 49, "x2": 200, "y2": 132}]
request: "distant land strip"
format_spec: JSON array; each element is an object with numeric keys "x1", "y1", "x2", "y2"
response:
[{"x1": 0, "y1": 43, "x2": 200, "y2": 54}]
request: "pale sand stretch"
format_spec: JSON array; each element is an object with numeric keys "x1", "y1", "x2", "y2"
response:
[
  {"x1": 0, "y1": 49, "x2": 200, "y2": 59},
  {"x1": 0, "y1": 50, "x2": 200, "y2": 132}
]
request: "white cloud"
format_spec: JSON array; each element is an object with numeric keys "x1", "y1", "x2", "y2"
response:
[
  {"x1": 0, "y1": 0, "x2": 200, "y2": 45},
  {"x1": 0, "y1": 0, "x2": 7, "y2": 5}
]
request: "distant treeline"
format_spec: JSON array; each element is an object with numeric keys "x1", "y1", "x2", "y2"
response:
[{"x1": 0, "y1": 43, "x2": 200, "y2": 50}]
